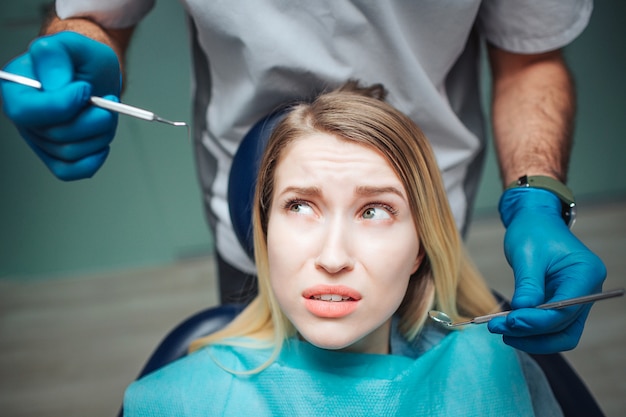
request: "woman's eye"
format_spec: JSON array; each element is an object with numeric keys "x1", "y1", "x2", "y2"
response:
[
  {"x1": 288, "y1": 201, "x2": 313, "y2": 215},
  {"x1": 362, "y1": 206, "x2": 392, "y2": 220}
]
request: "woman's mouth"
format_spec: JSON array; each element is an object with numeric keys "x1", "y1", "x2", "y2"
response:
[
  {"x1": 302, "y1": 286, "x2": 361, "y2": 318},
  {"x1": 310, "y1": 294, "x2": 354, "y2": 302},
  {"x1": 302, "y1": 285, "x2": 362, "y2": 301}
]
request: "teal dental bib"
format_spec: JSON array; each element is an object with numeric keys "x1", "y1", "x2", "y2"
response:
[{"x1": 125, "y1": 326, "x2": 535, "y2": 416}]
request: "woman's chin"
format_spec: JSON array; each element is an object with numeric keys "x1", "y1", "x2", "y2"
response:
[{"x1": 298, "y1": 332, "x2": 356, "y2": 352}]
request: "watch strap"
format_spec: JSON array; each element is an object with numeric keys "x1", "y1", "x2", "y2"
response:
[{"x1": 506, "y1": 175, "x2": 576, "y2": 228}]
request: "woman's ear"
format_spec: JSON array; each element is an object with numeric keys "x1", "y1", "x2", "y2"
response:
[{"x1": 411, "y1": 245, "x2": 426, "y2": 274}]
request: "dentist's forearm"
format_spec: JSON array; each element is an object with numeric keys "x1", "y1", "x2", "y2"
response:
[{"x1": 489, "y1": 46, "x2": 575, "y2": 186}]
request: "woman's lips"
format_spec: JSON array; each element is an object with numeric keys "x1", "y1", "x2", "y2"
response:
[{"x1": 302, "y1": 285, "x2": 361, "y2": 318}]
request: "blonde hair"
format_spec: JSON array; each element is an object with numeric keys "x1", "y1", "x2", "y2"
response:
[{"x1": 190, "y1": 81, "x2": 498, "y2": 363}]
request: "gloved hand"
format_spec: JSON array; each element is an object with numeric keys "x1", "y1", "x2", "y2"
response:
[
  {"x1": 1, "y1": 31, "x2": 121, "y2": 180},
  {"x1": 488, "y1": 187, "x2": 606, "y2": 354}
]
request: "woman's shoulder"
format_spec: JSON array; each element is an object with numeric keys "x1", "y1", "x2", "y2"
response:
[
  {"x1": 122, "y1": 349, "x2": 213, "y2": 416},
  {"x1": 142, "y1": 345, "x2": 222, "y2": 380},
  {"x1": 123, "y1": 343, "x2": 270, "y2": 416},
  {"x1": 130, "y1": 341, "x2": 272, "y2": 384}
]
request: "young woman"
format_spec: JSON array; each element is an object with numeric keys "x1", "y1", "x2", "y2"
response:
[{"x1": 124, "y1": 82, "x2": 561, "y2": 416}]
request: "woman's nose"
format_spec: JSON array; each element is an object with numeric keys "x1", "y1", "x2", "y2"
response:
[{"x1": 314, "y1": 219, "x2": 355, "y2": 274}]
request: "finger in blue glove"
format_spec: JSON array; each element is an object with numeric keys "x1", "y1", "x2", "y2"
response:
[
  {"x1": 1, "y1": 31, "x2": 121, "y2": 180},
  {"x1": 493, "y1": 187, "x2": 606, "y2": 354}
]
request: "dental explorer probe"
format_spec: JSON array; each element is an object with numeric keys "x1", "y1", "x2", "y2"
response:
[
  {"x1": 429, "y1": 288, "x2": 625, "y2": 328},
  {"x1": 0, "y1": 70, "x2": 187, "y2": 127}
]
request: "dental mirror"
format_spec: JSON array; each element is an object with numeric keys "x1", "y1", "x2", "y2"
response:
[
  {"x1": 428, "y1": 311, "x2": 458, "y2": 327},
  {"x1": 428, "y1": 288, "x2": 624, "y2": 329}
]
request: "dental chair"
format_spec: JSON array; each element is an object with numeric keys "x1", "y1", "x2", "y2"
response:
[{"x1": 118, "y1": 113, "x2": 604, "y2": 417}]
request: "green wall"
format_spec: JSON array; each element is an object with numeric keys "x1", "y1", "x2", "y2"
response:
[{"x1": 1, "y1": 1, "x2": 625, "y2": 279}]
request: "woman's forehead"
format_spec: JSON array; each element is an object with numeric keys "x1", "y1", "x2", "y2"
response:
[
  {"x1": 273, "y1": 133, "x2": 406, "y2": 194},
  {"x1": 280, "y1": 132, "x2": 388, "y2": 164}
]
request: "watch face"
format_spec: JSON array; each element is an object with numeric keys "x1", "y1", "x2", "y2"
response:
[{"x1": 563, "y1": 202, "x2": 577, "y2": 229}]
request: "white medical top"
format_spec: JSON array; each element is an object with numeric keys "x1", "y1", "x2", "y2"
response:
[{"x1": 57, "y1": 0, "x2": 592, "y2": 273}]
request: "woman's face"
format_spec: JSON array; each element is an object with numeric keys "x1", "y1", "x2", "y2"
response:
[{"x1": 266, "y1": 133, "x2": 422, "y2": 354}]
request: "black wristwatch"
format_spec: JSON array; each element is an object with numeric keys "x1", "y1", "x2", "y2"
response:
[{"x1": 506, "y1": 175, "x2": 576, "y2": 228}]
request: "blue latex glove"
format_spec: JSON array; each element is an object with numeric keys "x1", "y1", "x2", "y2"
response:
[
  {"x1": 488, "y1": 187, "x2": 606, "y2": 354},
  {"x1": 1, "y1": 31, "x2": 121, "y2": 180}
]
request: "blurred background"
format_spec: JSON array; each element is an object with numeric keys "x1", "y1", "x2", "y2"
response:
[{"x1": 0, "y1": 1, "x2": 624, "y2": 416}]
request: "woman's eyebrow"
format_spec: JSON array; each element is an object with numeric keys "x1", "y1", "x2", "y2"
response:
[
  {"x1": 355, "y1": 185, "x2": 405, "y2": 198},
  {"x1": 277, "y1": 186, "x2": 322, "y2": 197},
  {"x1": 277, "y1": 185, "x2": 404, "y2": 199}
]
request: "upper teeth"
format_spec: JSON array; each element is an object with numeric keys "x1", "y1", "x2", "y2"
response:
[{"x1": 314, "y1": 294, "x2": 350, "y2": 302}]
